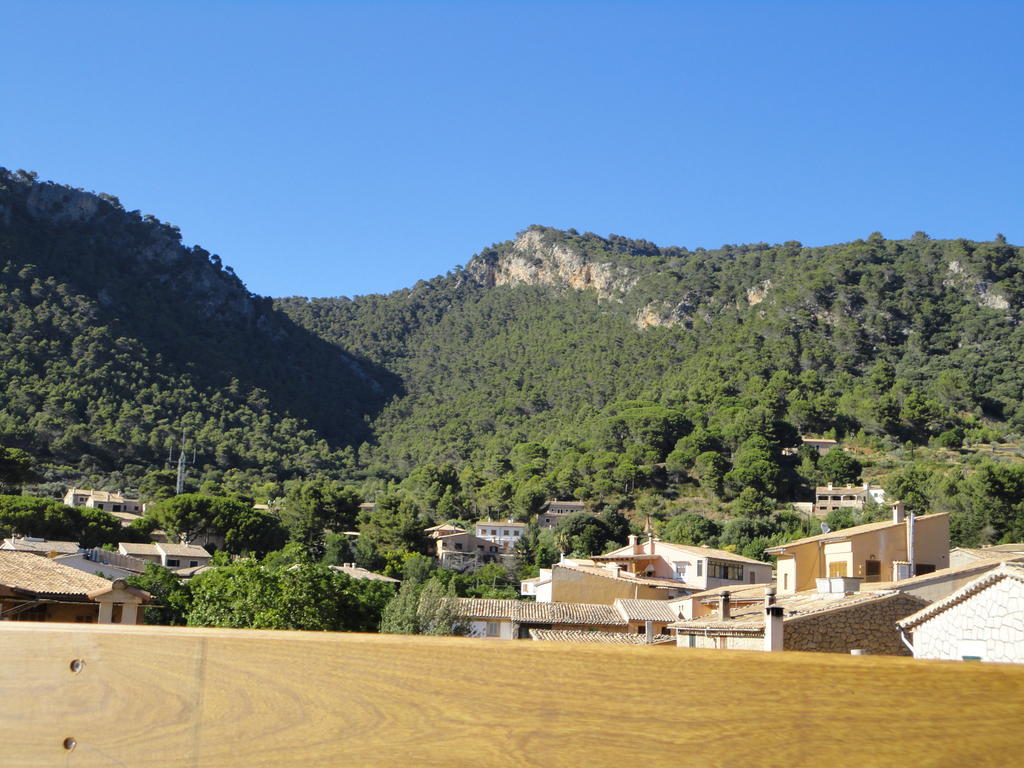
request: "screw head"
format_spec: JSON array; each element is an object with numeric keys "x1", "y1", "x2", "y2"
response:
[
  {"x1": 63, "y1": 737, "x2": 77, "y2": 751},
  {"x1": 69, "y1": 659, "x2": 85, "y2": 674}
]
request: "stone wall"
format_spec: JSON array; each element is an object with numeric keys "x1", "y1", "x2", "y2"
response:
[
  {"x1": 784, "y1": 593, "x2": 927, "y2": 655},
  {"x1": 911, "y1": 576, "x2": 1024, "y2": 662}
]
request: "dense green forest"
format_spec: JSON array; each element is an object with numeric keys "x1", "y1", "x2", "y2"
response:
[{"x1": 2, "y1": 169, "x2": 1024, "y2": 563}]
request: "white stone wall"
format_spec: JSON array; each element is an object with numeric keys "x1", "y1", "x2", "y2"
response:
[{"x1": 912, "y1": 577, "x2": 1024, "y2": 663}]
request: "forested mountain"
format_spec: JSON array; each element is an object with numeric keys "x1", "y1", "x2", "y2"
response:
[
  {"x1": 3, "y1": 169, "x2": 1024, "y2": 552},
  {"x1": 278, "y1": 224, "x2": 1024, "y2": 473},
  {"x1": 0, "y1": 169, "x2": 395, "y2": 492}
]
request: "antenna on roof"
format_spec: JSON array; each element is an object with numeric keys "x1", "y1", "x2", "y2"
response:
[{"x1": 820, "y1": 522, "x2": 832, "y2": 534}]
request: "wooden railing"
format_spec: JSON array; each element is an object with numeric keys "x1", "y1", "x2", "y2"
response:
[{"x1": 2, "y1": 622, "x2": 1023, "y2": 766}]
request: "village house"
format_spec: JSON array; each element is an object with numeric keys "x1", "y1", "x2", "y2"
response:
[
  {"x1": 117, "y1": 542, "x2": 212, "y2": 570},
  {"x1": 538, "y1": 500, "x2": 586, "y2": 529},
  {"x1": 474, "y1": 519, "x2": 527, "y2": 553},
  {"x1": 813, "y1": 482, "x2": 886, "y2": 514},
  {"x1": 765, "y1": 505, "x2": 949, "y2": 594},
  {"x1": 522, "y1": 559, "x2": 694, "y2": 603},
  {"x1": 54, "y1": 548, "x2": 149, "y2": 581},
  {"x1": 0, "y1": 550, "x2": 152, "y2": 624},
  {"x1": 899, "y1": 562, "x2": 1024, "y2": 663},
  {"x1": 949, "y1": 543, "x2": 1024, "y2": 568},
  {"x1": 63, "y1": 488, "x2": 143, "y2": 515},
  {"x1": 424, "y1": 523, "x2": 466, "y2": 540},
  {"x1": 529, "y1": 628, "x2": 675, "y2": 645},
  {"x1": 1, "y1": 537, "x2": 81, "y2": 557},
  {"x1": 433, "y1": 531, "x2": 502, "y2": 572},
  {"x1": 670, "y1": 581, "x2": 927, "y2": 655},
  {"x1": 591, "y1": 536, "x2": 774, "y2": 591}
]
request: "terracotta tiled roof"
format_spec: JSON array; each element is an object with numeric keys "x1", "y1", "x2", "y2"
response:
[
  {"x1": 454, "y1": 598, "x2": 627, "y2": 626},
  {"x1": 765, "y1": 513, "x2": 948, "y2": 554},
  {"x1": 2, "y1": 538, "x2": 81, "y2": 554},
  {"x1": 613, "y1": 598, "x2": 681, "y2": 623},
  {"x1": 529, "y1": 629, "x2": 674, "y2": 645},
  {"x1": 595, "y1": 539, "x2": 768, "y2": 566},
  {"x1": 0, "y1": 551, "x2": 114, "y2": 597},
  {"x1": 899, "y1": 562, "x2": 1024, "y2": 631}
]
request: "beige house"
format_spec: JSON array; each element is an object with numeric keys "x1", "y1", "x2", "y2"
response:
[
  {"x1": 63, "y1": 488, "x2": 143, "y2": 515},
  {"x1": 117, "y1": 542, "x2": 211, "y2": 569},
  {"x1": 671, "y1": 581, "x2": 927, "y2": 655},
  {"x1": 899, "y1": 563, "x2": 1024, "y2": 663},
  {"x1": 538, "y1": 500, "x2": 586, "y2": 529},
  {"x1": 0, "y1": 551, "x2": 151, "y2": 624},
  {"x1": 591, "y1": 537, "x2": 774, "y2": 591},
  {"x1": 433, "y1": 532, "x2": 502, "y2": 572},
  {"x1": 765, "y1": 506, "x2": 949, "y2": 594},
  {"x1": 813, "y1": 482, "x2": 886, "y2": 514},
  {"x1": 522, "y1": 560, "x2": 694, "y2": 604},
  {"x1": 1, "y1": 538, "x2": 81, "y2": 556}
]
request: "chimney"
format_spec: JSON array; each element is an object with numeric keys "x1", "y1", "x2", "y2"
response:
[
  {"x1": 863, "y1": 481, "x2": 870, "y2": 491},
  {"x1": 645, "y1": 620, "x2": 654, "y2": 645},
  {"x1": 828, "y1": 482, "x2": 833, "y2": 491},
  {"x1": 628, "y1": 534, "x2": 638, "y2": 551},
  {"x1": 648, "y1": 534, "x2": 656, "y2": 555},
  {"x1": 764, "y1": 605, "x2": 784, "y2": 652},
  {"x1": 892, "y1": 501, "x2": 905, "y2": 524},
  {"x1": 718, "y1": 591, "x2": 731, "y2": 621},
  {"x1": 764, "y1": 585, "x2": 776, "y2": 610}
]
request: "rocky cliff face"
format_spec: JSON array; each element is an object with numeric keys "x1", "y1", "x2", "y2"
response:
[{"x1": 466, "y1": 229, "x2": 637, "y2": 300}]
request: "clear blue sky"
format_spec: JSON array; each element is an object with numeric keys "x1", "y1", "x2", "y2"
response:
[{"x1": 3, "y1": 1, "x2": 1021, "y2": 298}]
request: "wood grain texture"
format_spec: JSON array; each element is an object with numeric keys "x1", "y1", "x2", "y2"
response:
[{"x1": 2, "y1": 622, "x2": 1023, "y2": 767}]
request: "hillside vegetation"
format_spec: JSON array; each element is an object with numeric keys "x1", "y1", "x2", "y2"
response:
[{"x1": 3, "y1": 170, "x2": 1024, "y2": 554}]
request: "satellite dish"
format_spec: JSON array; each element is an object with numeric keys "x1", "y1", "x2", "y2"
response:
[{"x1": 820, "y1": 522, "x2": 832, "y2": 534}]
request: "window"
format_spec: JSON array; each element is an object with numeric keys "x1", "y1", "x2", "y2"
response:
[
  {"x1": 513, "y1": 530, "x2": 520, "y2": 536},
  {"x1": 783, "y1": 573, "x2": 789, "y2": 590},
  {"x1": 112, "y1": 504, "x2": 121, "y2": 512},
  {"x1": 865, "y1": 560, "x2": 881, "y2": 582},
  {"x1": 696, "y1": 561, "x2": 703, "y2": 577},
  {"x1": 915, "y1": 563, "x2": 936, "y2": 576},
  {"x1": 166, "y1": 558, "x2": 180, "y2": 567},
  {"x1": 454, "y1": 543, "x2": 463, "y2": 551},
  {"x1": 189, "y1": 560, "x2": 199, "y2": 568},
  {"x1": 749, "y1": 572, "x2": 756, "y2": 583},
  {"x1": 486, "y1": 621, "x2": 500, "y2": 637},
  {"x1": 708, "y1": 561, "x2": 743, "y2": 581},
  {"x1": 828, "y1": 561, "x2": 848, "y2": 577},
  {"x1": 503, "y1": 530, "x2": 509, "y2": 536},
  {"x1": 673, "y1": 562, "x2": 687, "y2": 580}
]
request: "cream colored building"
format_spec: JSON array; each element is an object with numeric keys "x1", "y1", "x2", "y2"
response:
[
  {"x1": 63, "y1": 488, "x2": 143, "y2": 515},
  {"x1": 474, "y1": 520, "x2": 527, "y2": 553},
  {"x1": 592, "y1": 537, "x2": 773, "y2": 591},
  {"x1": 538, "y1": 500, "x2": 586, "y2": 529},
  {"x1": 117, "y1": 542, "x2": 211, "y2": 569},
  {"x1": 899, "y1": 563, "x2": 1024, "y2": 663},
  {"x1": 813, "y1": 482, "x2": 886, "y2": 514},
  {"x1": 765, "y1": 506, "x2": 949, "y2": 595}
]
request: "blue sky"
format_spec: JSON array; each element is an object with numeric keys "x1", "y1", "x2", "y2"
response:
[{"x1": 3, "y1": 1, "x2": 1021, "y2": 298}]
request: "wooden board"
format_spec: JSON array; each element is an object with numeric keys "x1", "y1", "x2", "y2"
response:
[{"x1": 2, "y1": 622, "x2": 1023, "y2": 767}]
